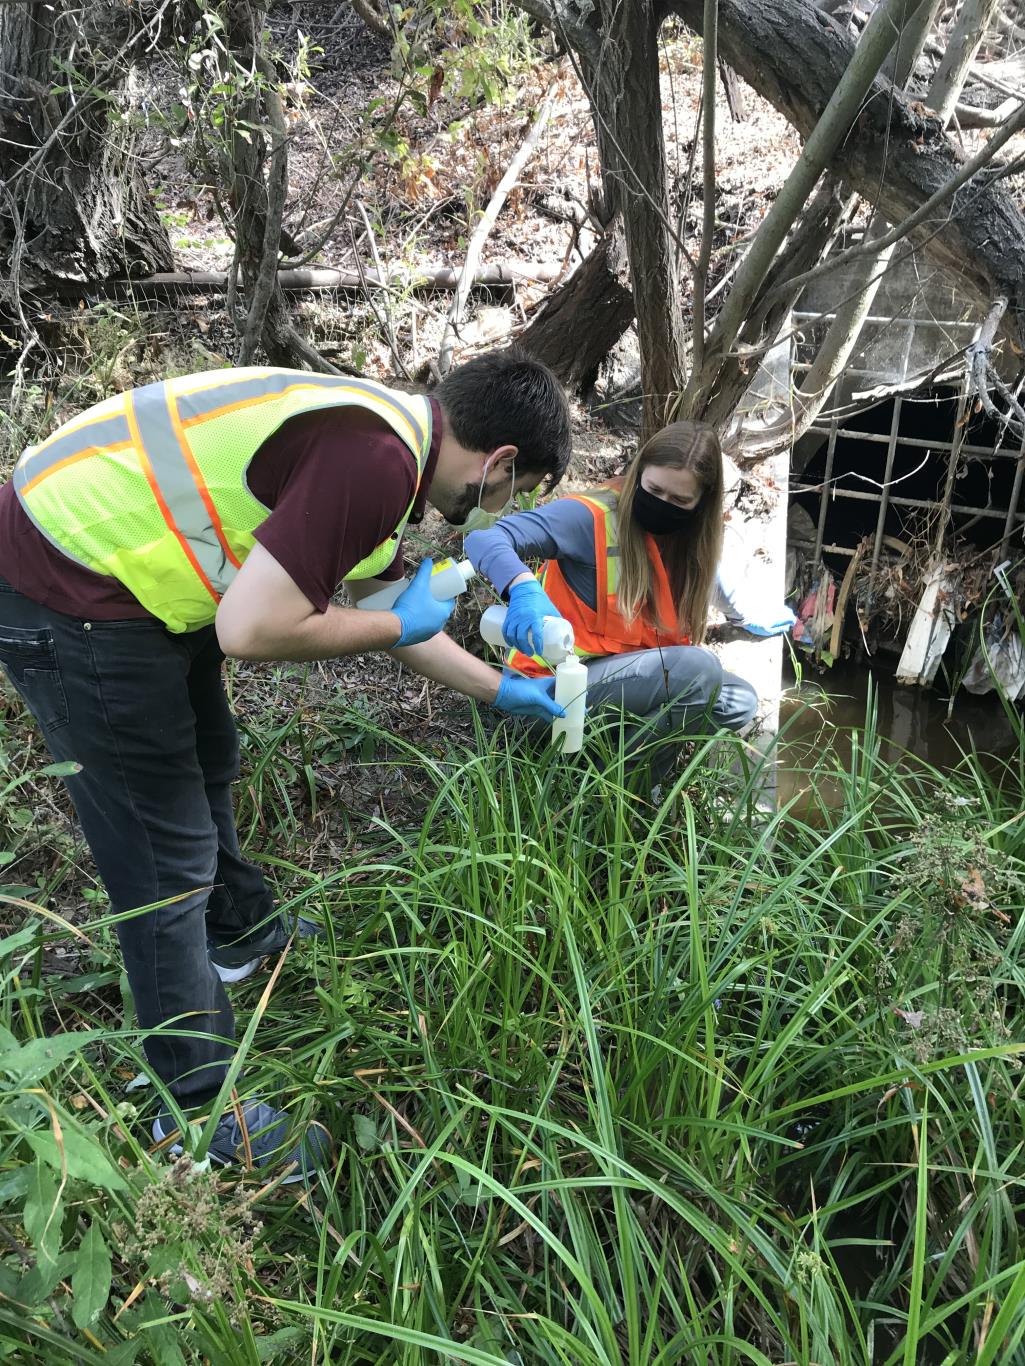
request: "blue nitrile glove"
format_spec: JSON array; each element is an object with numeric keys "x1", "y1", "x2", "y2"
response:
[
  {"x1": 503, "y1": 579, "x2": 562, "y2": 655},
  {"x1": 494, "y1": 674, "x2": 566, "y2": 720},
  {"x1": 391, "y1": 559, "x2": 456, "y2": 646},
  {"x1": 744, "y1": 607, "x2": 797, "y2": 638}
]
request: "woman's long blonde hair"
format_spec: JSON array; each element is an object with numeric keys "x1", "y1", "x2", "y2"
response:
[{"x1": 610, "y1": 421, "x2": 724, "y2": 644}]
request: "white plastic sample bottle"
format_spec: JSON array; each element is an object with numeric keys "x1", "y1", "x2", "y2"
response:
[
  {"x1": 356, "y1": 558, "x2": 475, "y2": 612},
  {"x1": 551, "y1": 656, "x2": 587, "y2": 753},
  {"x1": 479, "y1": 605, "x2": 587, "y2": 754},
  {"x1": 479, "y1": 604, "x2": 574, "y2": 664}
]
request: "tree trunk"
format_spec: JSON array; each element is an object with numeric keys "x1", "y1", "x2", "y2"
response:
[
  {"x1": 517, "y1": 230, "x2": 634, "y2": 390},
  {"x1": 581, "y1": 1, "x2": 688, "y2": 437},
  {"x1": 664, "y1": 0, "x2": 1025, "y2": 349},
  {"x1": 220, "y1": 0, "x2": 336, "y2": 370},
  {"x1": 745, "y1": 0, "x2": 983, "y2": 456},
  {"x1": 0, "y1": 2, "x2": 171, "y2": 282}
]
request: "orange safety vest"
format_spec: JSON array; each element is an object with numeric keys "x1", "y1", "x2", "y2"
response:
[{"x1": 507, "y1": 491, "x2": 690, "y2": 677}]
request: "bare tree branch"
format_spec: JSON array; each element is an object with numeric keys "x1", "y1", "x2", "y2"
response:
[
  {"x1": 691, "y1": 0, "x2": 718, "y2": 372},
  {"x1": 666, "y1": 0, "x2": 1025, "y2": 355},
  {"x1": 968, "y1": 296, "x2": 1025, "y2": 439},
  {"x1": 880, "y1": 0, "x2": 938, "y2": 84},
  {"x1": 681, "y1": 0, "x2": 917, "y2": 416},
  {"x1": 353, "y1": 199, "x2": 411, "y2": 380},
  {"x1": 239, "y1": 56, "x2": 287, "y2": 365},
  {"x1": 349, "y1": 0, "x2": 390, "y2": 38},
  {"x1": 955, "y1": 95, "x2": 1021, "y2": 128},
  {"x1": 748, "y1": 0, "x2": 945, "y2": 451},
  {"x1": 929, "y1": 0, "x2": 1003, "y2": 125},
  {"x1": 759, "y1": 96, "x2": 1025, "y2": 310},
  {"x1": 510, "y1": 0, "x2": 601, "y2": 63},
  {"x1": 437, "y1": 89, "x2": 556, "y2": 376}
]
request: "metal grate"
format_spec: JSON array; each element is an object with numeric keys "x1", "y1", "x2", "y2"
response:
[{"x1": 790, "y1": 394, "x2": 1025, "y2": 569}]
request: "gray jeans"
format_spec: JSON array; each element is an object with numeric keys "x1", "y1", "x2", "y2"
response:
[
  {"x1": 585, "y1": 646, "x2": 757, "y2": 729},
  {"x1": 582, "y1": 646, "x2": 758, "y2": 773}
]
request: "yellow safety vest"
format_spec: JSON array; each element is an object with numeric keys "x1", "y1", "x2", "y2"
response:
[{"x1": 13, "y1": 368, "x2": 433, "y2": 633}]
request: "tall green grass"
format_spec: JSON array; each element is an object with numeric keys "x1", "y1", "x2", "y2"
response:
[{"x1": 1, "y1": 698, "x2": 1023, "y2": 1364}]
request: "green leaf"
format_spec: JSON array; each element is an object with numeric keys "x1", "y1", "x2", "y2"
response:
[
  {"x1": 146, "y1": 1242, "x2": 183, "y2": 1282},
  {"x1": 72, "y1": 1219, "x2": 112, "y2": 1330},
  {"x1": 139, "y1": 1292, "x2": 187, "y2": 1366},
  {"x1": 0, "y1": 1030, "x2": 98, "y2": 1083},
  {"x1": 26, "y1": 1122, "x2": 127, "y2": 1191},
  {"x1": 0, "y1": 1167, "x2": 32, "y2": 1205},
  {"x1": 353, "y1": 1113, "x2": 378, "y2": 1151},
  {"x1": 104, "y1": 1342, "x2": 144, "y2": 1366},
  {"x1": 13, "y1": 1251, "x2": 75, "y2": 1308},
  {"x1": 39, "y1": 761, "x2": 82, "y2": 778},
  {"x1": 0, "y1": 923, "x2": 39, "y2": 954},
  {"x1": 255, "y1": 1327, "x2": 307, "y2": 1362},
  {"x1": 23, "y1": 1156, "x2": 61, "y2": 1274}
]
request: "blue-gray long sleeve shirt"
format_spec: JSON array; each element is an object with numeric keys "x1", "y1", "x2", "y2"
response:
[
  {"x1": 465, "y1": 497, "x2": 602, "y2": 607},
  {"x1": 464, "y1": 497, "x2": 775, "y2": 628}
]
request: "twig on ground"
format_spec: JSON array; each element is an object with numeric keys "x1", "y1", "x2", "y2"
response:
[{"x1": 61, "y1": 264, "x2": 566, "y2": 299}]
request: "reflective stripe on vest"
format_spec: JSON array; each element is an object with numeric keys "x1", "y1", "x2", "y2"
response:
[
  {"x1": 506, "y1": 490, "x2": 689, "y2": 676},
  {"x1": 127, "y1": 379, "x2": 238, "y2": 603},
  {"x1": 14, "y1": 368, "x2": 432, "y2": 632}
]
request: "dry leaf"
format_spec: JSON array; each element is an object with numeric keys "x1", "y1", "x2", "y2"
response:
[
  {"x1": 893, "y1": 1007, "x2": 924, "y2": 1029},
  {"x1": 954, "y1": 866, "x2": 989, "y2": 911}
]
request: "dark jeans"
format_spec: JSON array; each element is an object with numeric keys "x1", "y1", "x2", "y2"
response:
[{"x1": 0, "y1": 580, "x2": 275, "y2": 1107}]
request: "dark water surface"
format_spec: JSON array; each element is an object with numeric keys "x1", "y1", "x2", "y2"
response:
[{"x1": 776, "y1": 659, "x2": 1019, "y2": 809}]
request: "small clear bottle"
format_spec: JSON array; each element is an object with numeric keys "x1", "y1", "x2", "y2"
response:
[{"x1": 356, "y1": 558, "x2": 475, "y2": 612}]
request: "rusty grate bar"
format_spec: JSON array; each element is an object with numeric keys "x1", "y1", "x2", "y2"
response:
[
  {"x1": 812, "y1": 418, "x2": 838, "y2": 566},
  {"x1": 805, "y1": 425, "x2": 1023, "y2": 460},
  {"x1": 1001, "y1": 431, "x2": 1025, "y2": 560},
  {"x1": 870, "y1": 397, "x2": 904, "y2": 575},
  {"x1": 791, "y1": 481, "x2": 1023, "y2": 523}
]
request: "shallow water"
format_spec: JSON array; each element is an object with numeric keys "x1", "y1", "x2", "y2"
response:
[{"x1": 776, "y1": 658, "x2": 1019, "y2": 809}]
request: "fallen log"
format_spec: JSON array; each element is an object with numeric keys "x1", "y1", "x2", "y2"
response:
[{"x1": 48, "y1": 262, "x2": 567, "y2": 299}]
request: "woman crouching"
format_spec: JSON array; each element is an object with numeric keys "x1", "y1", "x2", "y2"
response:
[{"x1": 465, "y1": 421, "x2": 792, "y2": 761}]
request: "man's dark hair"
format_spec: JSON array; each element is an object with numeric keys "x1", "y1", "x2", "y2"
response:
[{"x1": 434, "y1": 347, "x2": 572, "y2": 491}]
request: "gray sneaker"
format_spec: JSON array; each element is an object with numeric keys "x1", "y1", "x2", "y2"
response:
[
  {"x1": 208, "y1": 916, "x2": 323, "y2": 984},
  {"x1": 152, "y1": 1100, "x2": 331, "y2": 1183}
]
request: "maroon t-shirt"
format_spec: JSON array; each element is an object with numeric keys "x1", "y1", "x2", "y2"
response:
[{"x1": 0, "y1": 397, "x2": 442, "y2": 620}]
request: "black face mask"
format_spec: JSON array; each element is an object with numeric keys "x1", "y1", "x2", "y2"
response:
[{"x1": 631, "y1": 484, "x2": 699, "y2": 536}]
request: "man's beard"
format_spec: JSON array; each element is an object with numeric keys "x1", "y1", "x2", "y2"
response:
[{"x1": 441, "y1": 481, "x2": 482, "y2": 528}]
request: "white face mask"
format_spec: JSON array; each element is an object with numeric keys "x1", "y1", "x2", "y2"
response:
[{"x1": 451, "y1": 458, "x2": 517, "y2": 534}]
